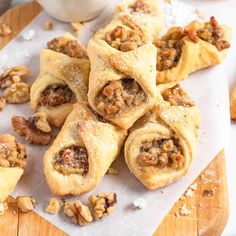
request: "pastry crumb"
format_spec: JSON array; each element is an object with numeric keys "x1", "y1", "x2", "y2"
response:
[
  {"x1": 0, "y1": 202, "x2": 8, "y2": 216},
  {"x1": 107, "y1": 167, "x2": 118, "y2": 175},
  {"x1": 44, "y1": 22, "x2": 53, "y2": 31},
  {"x1": 16, "y1": 196, "x2": 36, "y2": 213},
  {"x1": 71, "y1": 22, "x2": 83, "y2": 35},
  {"x1": 22, "y1": 30, "x2": 35, "y2": 41},
  {"x1": 179, "y1": 204, "x2": 191, "y2": 216},
  {"x1": 64, "y1": 200, "x2": 93, "y2": 226},
  {"x1": 45, "y1": 197, "x2": 60, "y2": 214},
  {"x1": 89, "y1": 192, "x2": 117, "y2": 220},
  {"x1": 0, "y1": 97, "x2": 6, "y2": 111},
  {"x1": 132, "y1": 197, "x2": 147, "y2": 210},
  {"x1": 0, "y1": 23, "x2": 12, "y2": 36}
]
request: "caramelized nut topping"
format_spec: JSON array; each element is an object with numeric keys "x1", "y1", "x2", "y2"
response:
[
  {"x1": 138, "y1": 138, "x2": 184, "y2": 169},
  {"x1": 105, "y1": 26, "x2": 144, "y2": 52},
  {"x1": 162, "y1": 85, "x2": 195, "y2": 107},
  {"x1": 129, "y1": 0, "x2": 151, "y2": 14},
  {"x1": 39, "y1": 84, "x2": 76, "y2": 108},
  {"x1": 0, "y1": 134, "x2": 27, "y2": 169},
  {"x1": 16, "y1": 196, "x2": 36, "y2": 213},
  {"x1": 64, "y1": 200, "x2": 93, "y2": 226},
  {"x1": 3, "y1": 82, "x2": 30, "y2": 104},
  {"x1": 47, "y1": 37, "x2": 86, "y2": 58},
  {"x1": 89, "y1": 192, "x2": 117, "y2": 220},
  {"x1": 54, "y1": 146, "x2": 89, "y2": 175},
  {"x1": 0, "y1": 66, "x2": 29, "y2": 89},
  {"x1": 197, "y1": 17, "x2": 230, "y2": 51},
  {"x1": 96, "y1": 78, "x2": 146, "y2": 115},
  {"x1": 12, "y1": 114, "x2": 51, "y2": 145}
]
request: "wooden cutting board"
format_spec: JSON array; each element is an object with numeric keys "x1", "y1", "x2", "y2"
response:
[{"x1": 0, "y1": 2, "x2": 229, "y2": 236}]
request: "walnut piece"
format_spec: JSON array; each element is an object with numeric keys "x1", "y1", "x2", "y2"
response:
[
  {"x1": 89, "y1": 192, "x2": 117, "y2": 220},
  {"x1": 12, "y1": 113, "x2": 52, "y2": 145},
  {"x1": 107, "y1": 167, "x2": 118, "y2": 175},
  {"x1": 0, "y1": 202, "x2": 8, "y2": 216},
  {"x1": 0, "y1": 97, "x2": 6, "y2": 111},
  {"x1": 45, "y1": 197, "x2": 60, "y2": 214},
  {"x1": 129, "y1": 0, "x2": 151, "y2": 14},
  {"x1": 3, "y1": 82, "x2": 30, "y2": 104},
  {"x1": 0, "y1": 134, "x2": 27, "y2": 169},
  {"x1": 0, "y1": 66, "x2": 29, "y2": 89},
  {"x1": 16, "y1": 196, "x2": 36, "y2": 213},
  {"x1": 105, "y1": 26, "x2": 144, "y2": 52},
  {"x1": 0, "y1": 23, "x2": 12, "y2": 36},
  {"x1": 71, "y1": 22, "x2": 83, "y2": 35},
  {"x1": 64, "y1": 200, "x2": 93, "y2": 226},
  {"x1": 44, "y1": 22, "x2": 53, "y2": 31}
]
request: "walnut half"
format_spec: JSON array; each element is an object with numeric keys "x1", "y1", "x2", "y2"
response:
[
  {"x1": 64, "y1": 200, "x2": 93, "y2": 226},
  {"x1": 45, "y1": 197, "x2": 61, "y2": 214},
  {"x1": 89, "y1": 192, "x2": 117, "y2": 220},
  {"x1": 12, "y1": 113, "x2": 52, "y2": 145}
]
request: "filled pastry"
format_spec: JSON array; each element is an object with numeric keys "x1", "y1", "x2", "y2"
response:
[
  {"x1": 44, "y1": 103, "x2": 127, "y2": 196},
  {"x1": 87, "y1": 10, "x2": 157, "y2": 129},
  {"x1": 0, "y1": 134, "x2": 27, "y2": 202},
  {"x1": 155, "y1": 17, "x2": 231, "y2": 84},
  {"x1": 115, "y1": 0, "x2": 164, "y2": 42},
  {"x1": 124, "y1": 84, "x2": 201, "y2": 190},
  {"x1": 30, "y1": 33, "x2": 90, "y2": 127}
]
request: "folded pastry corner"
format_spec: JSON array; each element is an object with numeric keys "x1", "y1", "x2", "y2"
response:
[
  {"x1": 115, "y1": 0, "x2": 164, "y2": 41},
  {"x1": 0, "y1": 134, "x2": 27, "y2": 202},
  {"x1": 124, "y1": 84, "x2": 201, "y2": 190},
  {"x1": 155, "y1": 17, "x2": 231, "y2": 84},
  {"x1": 30, "y1": 32, "x2": 90, "y2": 127},
  {"x1": 44, "y1": 103, "x2": 127, "y2": 196}
]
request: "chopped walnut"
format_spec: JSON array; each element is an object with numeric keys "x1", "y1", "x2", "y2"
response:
[
  {"x1": 0, "y1": 134, "x2": 27, "y2": 169},
  {"x1": 162, "y1": 85, "x2": 195, "y2": 107},
  {"x1": 12, "y1": 114, "x2": 51, "y2": 145},
  {"x1": 96, "y1": 78, "x2": 146, "y2": 115},
  {"x1": 0, "y1": 66, "x2": 29, "y2": 89},
  {"x1": 0, "y1": 23, "x2": 12, "y2": 36},
  {"x1": 138, "y1": 138, "x2": 184, "y2": 169},
  {"x1": 54, "y1": 146, "x2": 89, "y2": 175},
  {"x1": 71, "y1": 22, "x2": 83, "y2": 36},
  {"x1": 3, "y1": 82, "x2": 30, "y2": 104},
  {"x1": 107, "y1": 167, "x2": 118, "y2": 175},
  {"x1": 105, "y1": 26, "x2": 144, "y2": 52},
  {"x1": 89, "y1": 192, "x2": 117, "y2": 220},
  {"x1": 64, "y1": 200, "x2": 93, "y2": 226},
  {"x1": 0, "y1": 202, "x2": 8, "y2": 216},
  {"x1": 16, "y1": 196, "x2": 36, "y2": 213},
  {"x1": 129, "y1": 0, "x2": 151, "y2": 14},
  {"x1": 0, "y1": 97, "x2": 6, "y2": 111},
  {"x1": 45, "y1": 198, "x2": 61, "y2": 214},
  {"x1": 39, "y1": 84, "x2": 76, "y2": 108},
  {"x1": 44, "y1": 22, "x2": 53, "y2": 31},
  {"x1": 197, "y1": 17, "x2": 230, "y2": 51},
  {"x1": 47, "y1": 36, "x2": 86, "y2": 58}
]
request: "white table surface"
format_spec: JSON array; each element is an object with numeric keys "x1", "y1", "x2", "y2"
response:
[{"x1": 8, "y1": 0, "x2": 236, "y2": 235}]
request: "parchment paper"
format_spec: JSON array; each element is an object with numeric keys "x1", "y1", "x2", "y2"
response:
[{"x1": 0, "y1": 1, "x2": 231, "y2": 235}]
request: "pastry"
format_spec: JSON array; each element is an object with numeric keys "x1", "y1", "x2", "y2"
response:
[
  {"x1": 30, "y1": 33, "x2": 90, "y2": 127},
  {"x1": 0, "y1": 134, "x2": 27, "y2": 202},
  {"x1": 44, "y1": 103, "x2": 127, "y2": 196},
  {"x1": 124, "y1": 84, "x2": 201, "y2": 190},
  {"x1": 230, "y1": 85, "x2": 236, "y2": 121},
  {"x1": 155, "y1": 17, "x2": 231, "y2": 84},
  {"x1": 87, "y1": 15, "x2": 157, "y2": 129},
  {"x1": 115, "y1": 0, "x2": 164, "y2": 42}
]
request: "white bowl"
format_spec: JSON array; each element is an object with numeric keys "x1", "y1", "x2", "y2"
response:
[{"x1": 36, "y1": 0, "x2": 108, "y2": 22}]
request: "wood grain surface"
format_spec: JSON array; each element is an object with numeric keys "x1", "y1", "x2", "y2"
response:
[{"x1": 0, "y1": 2, "x2": 229, "y2": 236}]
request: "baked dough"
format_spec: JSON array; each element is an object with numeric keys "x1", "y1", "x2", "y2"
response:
[
  {"x1": 0, "y1": 134, "x2": 26, "y2": 202},
  {"x1": 30, "y1": 33, "x2": 90, "y2": 127},
  {"x1": 230, "y1": 85, "x2": 236, "y2": 121},
  {"x1": 87, "y1": 20, "x2": 157, "y2": 129},
  {"x1": 124, "y1": 84, "x2": 201, "y2": 190},
  {"x1": 155, "y1": 17, "x2": 231, "y2": 84},
  {"x1": 44, "y1": 103, "x2": 127, "y2": 196},
  {"x1": 115, "y1": 0, "x2": 164, "y2": 42}
]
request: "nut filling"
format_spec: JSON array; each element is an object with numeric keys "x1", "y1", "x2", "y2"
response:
[
  {"x1": 47, "y1": 37, "x2": 86, "y2": 58},
  {"x1": 54, "y1": 146, "x2": 89, "y2": 175},
  {"x1": 39, "y1": 84, "x2": 76, "y2": 107},
  {"x1": 138, "y1": 138, "x2": 184, "y2": 169},
  {"x1": 105, "y1": 26, "x2": 144, "y2": 52},
  {"x1": 129, "y1": 0, "x2": 151, "y2": 14},
  {"x1": 162, "y1": 85, "x2": 195, "y2": 107},
  {"x1": 95, "y1": 78, "x2": 147, "y2": 115},
  {"x1": 197, "y1": 17, "x2": 230, "y2": 51}
]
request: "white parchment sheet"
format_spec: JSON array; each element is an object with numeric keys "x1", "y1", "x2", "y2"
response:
[{"x1": 0, "y1": 1, "x2": 231, "y2": 235}]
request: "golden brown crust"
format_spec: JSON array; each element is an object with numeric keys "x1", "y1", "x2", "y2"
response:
[{"x1": 230, "y1": 86, "x2": 236, "y2": 121}]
